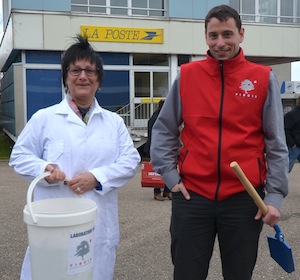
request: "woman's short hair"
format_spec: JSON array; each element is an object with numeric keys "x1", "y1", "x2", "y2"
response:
[{"x1": 61, "y1": 34, "x2": 104, "y2": 89}]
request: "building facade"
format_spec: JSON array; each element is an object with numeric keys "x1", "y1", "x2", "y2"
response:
[{"x1": 1, "y1": 0, "x2": 300, "y2": 141}]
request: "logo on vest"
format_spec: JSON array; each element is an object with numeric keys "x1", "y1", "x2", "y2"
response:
[{"x1": 235, "y1": 79, "x2": 258, "y2": 99}]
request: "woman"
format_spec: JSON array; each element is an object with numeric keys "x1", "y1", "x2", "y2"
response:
[{"x1": 9, "y1": 35, "x2": 140, "y2": 280}]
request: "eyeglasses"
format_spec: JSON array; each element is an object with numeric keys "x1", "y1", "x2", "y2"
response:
[{"x1": 68, "y1": 67, "x2": 99, "y2": 77}]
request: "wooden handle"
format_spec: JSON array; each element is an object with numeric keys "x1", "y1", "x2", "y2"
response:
[{"x1": 230, "y1": 161, "x2": 268, "y2": 215}]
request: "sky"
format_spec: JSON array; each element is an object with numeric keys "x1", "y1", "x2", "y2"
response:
[
  {"x1": 291, "y1": 62, "x2": 300, "y2": 81},
  {"x1": 0, "y1": 0, "x2": 3, "y2": 39}
]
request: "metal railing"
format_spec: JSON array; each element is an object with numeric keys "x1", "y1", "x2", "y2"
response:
[
  {"x1": 115, "y1": 103, "x2": 131, "y2": 127},
  {"x1": 115, "y1": 101, "x2": 160, "y2": 138}
]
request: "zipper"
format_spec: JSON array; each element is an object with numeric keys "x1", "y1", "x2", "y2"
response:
[
  {"x1": 214, "y1": 61, "x2": 225, "y2": 201},
  {"x1": 257, "y1": 157, "x2": 263, "y2": 186}
]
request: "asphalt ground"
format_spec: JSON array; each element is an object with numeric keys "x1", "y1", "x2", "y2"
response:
[{"x1": 1, "y1": 160, "x2": 300, "y2": 280}]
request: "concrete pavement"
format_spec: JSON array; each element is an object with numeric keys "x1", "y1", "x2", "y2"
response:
[{"x1": 1, "y1": 161, "x2": 300, "y2": 279}]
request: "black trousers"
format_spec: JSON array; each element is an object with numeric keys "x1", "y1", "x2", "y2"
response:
[
  {"x1": 170, "y1": 187, "x2": 264, "y2": 280},
  {"x1": 154, "y1": 186, "x2": 171, "y2": 194}
]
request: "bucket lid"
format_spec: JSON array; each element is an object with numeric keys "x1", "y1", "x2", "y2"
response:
[{"x1": 24, "y1": 198, "x2": 97, "y2": 227}]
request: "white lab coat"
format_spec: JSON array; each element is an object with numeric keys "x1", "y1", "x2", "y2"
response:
[{"x1": 9, "y1": 97, "x2": 141, "y2": 280}]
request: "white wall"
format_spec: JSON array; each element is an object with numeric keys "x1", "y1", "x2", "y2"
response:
[{"x1": 8, "y1": 12, "x2": 300, "y2": 58}]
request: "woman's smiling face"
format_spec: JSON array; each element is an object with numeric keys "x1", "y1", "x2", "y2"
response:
[{"x1": 66, "y1": 59, "x2": 100, "y2": 106}]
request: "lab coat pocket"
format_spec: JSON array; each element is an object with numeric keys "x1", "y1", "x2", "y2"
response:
[{"x1": 45, "y1": 141, "x2": 64, "y2": 162}]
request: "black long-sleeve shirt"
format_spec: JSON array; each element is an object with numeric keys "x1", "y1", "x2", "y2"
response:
[{"x1": 284, "y1": 106, "x2": 300, "y2": 147}]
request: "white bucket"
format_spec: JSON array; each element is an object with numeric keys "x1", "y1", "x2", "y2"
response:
[{"x1": 23, "y1": 172, "x2": 98, "y2": 280}]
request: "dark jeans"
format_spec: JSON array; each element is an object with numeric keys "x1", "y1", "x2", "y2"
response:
[
  {"x1": 154, "y1": 186, "x2": 170, "y2": 194},
  {"x1": 170, "y1": 188, "x2": 264, "y2": 280},
  {"x1": 288, "y1": 146, "x2": 300, "y2": 172}
]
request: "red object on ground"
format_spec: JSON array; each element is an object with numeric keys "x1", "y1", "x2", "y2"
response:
[{"x1": 141, "y1": 161, "x2": 165, "y2": 188}]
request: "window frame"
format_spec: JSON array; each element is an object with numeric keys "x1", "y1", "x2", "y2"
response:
[{"x1": 71, "y1": 0, "x2": 166, "y2": 18}]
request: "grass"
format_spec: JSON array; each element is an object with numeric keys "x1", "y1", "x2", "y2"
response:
[{"x1": 0, "y1": 133, "x2": 14, "y2": 160}]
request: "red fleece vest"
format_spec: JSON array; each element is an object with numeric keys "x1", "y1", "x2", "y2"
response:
[{"x1": 179, "y1": 50, "x2": 271, "y2": 201}]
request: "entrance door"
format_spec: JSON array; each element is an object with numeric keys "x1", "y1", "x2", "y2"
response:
[{"x1": 131, "y1": 70, "x2": 168, "y2": 128}]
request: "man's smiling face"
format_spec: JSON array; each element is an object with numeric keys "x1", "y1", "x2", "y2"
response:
[{"x1": 205, "y1": 17, "x2": 244, "y2": 60}]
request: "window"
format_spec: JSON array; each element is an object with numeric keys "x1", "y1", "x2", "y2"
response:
[
  {"x1": 26, "y1": 51, "x2": 61, "y2": 64},
  {"x1": 90, "y1": 0, "x2": 106, "y2": 13},
  {"x1": 153, "y1": 72, "x2": 168, "y2": 97},
  {"x1": 281, "y1": 0, "x2": 294, "y2": 23},
  {"x1": 259, "y1": 0, "x2": 277, "y2": 23},
  {"x1": 100, "y1": 53, "x2": 129, "y2": 65},
  {"x1": 111, "y1": 0, "x2": 128, "y2": 15},
  {"x1": 133, "y1": 54, "x2": 169, "y2": 66},
  {"x1": 296, "y1": 0, "x2": 300, "y2": 23},
  {"x1": 0, "y1": 66, "x2": 15, "y2": 134},
  {"x1": 71, "y1": 0, "x2": 166, "y2": 17},
  {"x1": 239, "y1": 0, "x2": 300, "y2": 25},
  {"x1": 96, "y1": 70, "x2": 129, "y2": 111},
  {"x1": 280, "y1": 0, "x2": 300, "y2": 23},
  {"x1": 132, "y1": 0, "x2": 148, "y2": 16},
  {"x1": 240, "y1": 0, "x2": 255, "y2": 22},
  {"x1": 230, "y1": 0, "x2": 240, "y2": 12},
  {"x1": 72, "y1": 0, "x2": 89, "y2": 12},
  {"x1": 26, "y1": 69, "x2": 62, "y2": 120},
  {"x1": 178, "y1": 55, "x2": 190, "y2": 66}
]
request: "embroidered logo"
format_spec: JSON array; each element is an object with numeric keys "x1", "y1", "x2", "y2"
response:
[{"x1": 235, "y1": 79, "x2": 258, "y2": 99}]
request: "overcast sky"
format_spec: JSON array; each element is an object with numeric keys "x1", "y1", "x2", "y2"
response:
[
  {"x1": 0, "y1": 0, "x2": 3, "y2": 39},
  {"x1": 292, "y1": 62, "x2": 300, "y2": 81}
]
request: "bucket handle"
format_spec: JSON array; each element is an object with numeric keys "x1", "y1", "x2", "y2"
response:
[{"x1": 27, "y1": 172, "x2": 51, "y2": 224}]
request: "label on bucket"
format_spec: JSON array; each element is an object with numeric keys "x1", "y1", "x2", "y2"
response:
[{"x1": 68, "y1": 225, "x2": 95, "y2": 275}]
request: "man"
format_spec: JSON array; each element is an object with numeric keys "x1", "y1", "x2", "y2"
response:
[
  {"x1": 144, "y1": 100, "x2": 172, "y2": 201},
  {"x1": 284, "y1": 95, "x2": 300, "y2": 172},
  {"x1": 150, "y1": 5, "x2": 288, "y2": 280}
]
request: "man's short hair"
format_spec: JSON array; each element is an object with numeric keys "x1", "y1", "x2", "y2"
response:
[{"x1": 205, "y1": 5, "x2": 242, "y2": 32}]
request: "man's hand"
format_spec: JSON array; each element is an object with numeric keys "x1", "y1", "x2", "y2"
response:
[
  {"x1": 172, "y1": 180, "x2": 191, "y2": 200},
  {"x1": 254, "y1": 205, "x2": 281, "y2": 227}
]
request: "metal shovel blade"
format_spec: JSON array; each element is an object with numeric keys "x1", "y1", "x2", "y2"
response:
[{"x1": 267, "y1": 225, "x2": 295, "y2": 273}]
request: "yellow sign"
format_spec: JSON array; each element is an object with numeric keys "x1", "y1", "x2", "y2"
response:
[
  {"x1": 81, "y1": 26, "x2": 163, "y2": 44},
  {"x1": 141, "y1": 98, "x2": 164, "y2": 103}
]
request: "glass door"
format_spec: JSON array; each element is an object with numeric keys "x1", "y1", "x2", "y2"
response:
[{"x1": 132, "y1": 70, "x2": 168, "y2": 128}]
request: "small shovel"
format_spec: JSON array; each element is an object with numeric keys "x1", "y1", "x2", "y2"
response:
[{"x1": 230, "y1": 161, "x2": 295, "y2": 273}]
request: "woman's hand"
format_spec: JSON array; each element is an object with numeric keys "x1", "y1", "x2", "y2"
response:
[
  {"x1": 67, "y1": 172, "x2": 98, "y2": 195},
  {"x1": 44, "y1": 164, "x2": 66, "y2": 183}
]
